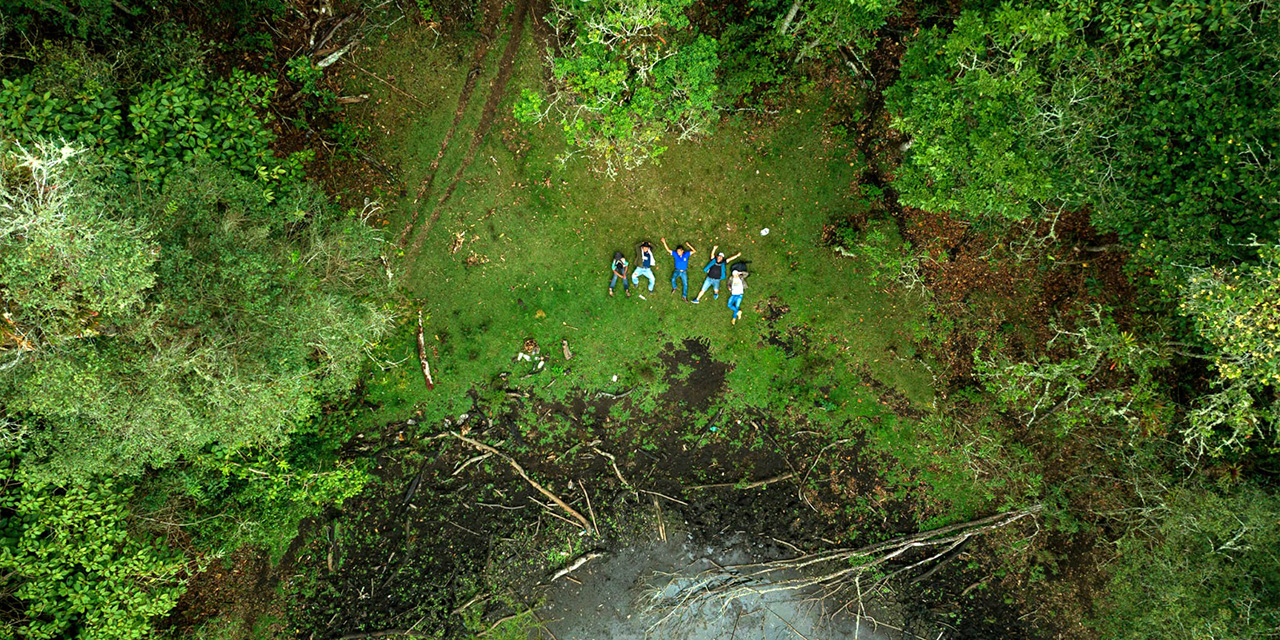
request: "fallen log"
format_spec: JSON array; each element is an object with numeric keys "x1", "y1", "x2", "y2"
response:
[{"x1": 416, "y1": 310, "x2": 435, "y2": 390}]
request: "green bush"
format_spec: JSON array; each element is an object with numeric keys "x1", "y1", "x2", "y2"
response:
[
  {"x1": 0, "y1": 468, "x2": 187, "y2": 640},
  {"x1": 0, "y1": 65, "x2": 307, "y2": 187},
  {"x1": 1178, "y1": 243, "x2": 1280, "y2": 455},
  {"x1": 1, "y1": 144, "x2": 392, "y2": 481},
  {"x1": 516, "y1": 0, "x2": 719, "y2": 175},
  {"x1": 885, "y1": 0, "x2": 1280, "y2": 274},
  {"x1": 1096, "y1": 483, "x2": 1280, "y2": 640}
]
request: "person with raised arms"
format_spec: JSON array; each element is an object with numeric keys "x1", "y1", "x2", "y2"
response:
[
  {"x1": 661, "y1": 237, "x2": 696, "y2": 301},
  {"x1": 727, "y1": 269, "x2": 747, "y2": 324},
  {"x1": 691, "y1": 245, "x2": 741, "y2": 304}
]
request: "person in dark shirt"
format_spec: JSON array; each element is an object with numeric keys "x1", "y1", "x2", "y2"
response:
[
  {"x1": 632, "y1": 241, "x2": 658, "y2": 292},
  {"x1": 661, "y1": 237, "x2": 696, "y2": 301},
  {"x1": 609, "y1": 251, "x2": 630, "y2": 297},
  {"x1": 692, "y1": 245, "x2": 741, "y2": 304}
]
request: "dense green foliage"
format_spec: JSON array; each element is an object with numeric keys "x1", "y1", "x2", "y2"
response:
[
  {"x1": 0, "y1": 65, "x2": 308, "y2": 187},
  {"x1": 1099, "y1": 484, "x2": 1280, "y2": 640},
  {"x1": 887, "y1": 0, "x2": 1279, "y2": 273},
  {"x1": 0, "y1": 471, "x2": 186, "y2": 640},
  {"x1": 0, "y1": 7, "x2": 390, "y2": 635},
  {"x1": 1, "y1": 143, "x2": 390, "y2": 481},
  {"x1": 516, "y1": 0, "x2": 720, "y2": 174},
  {"x1": 1179, "y1": 243, "x2": 1280, "y2": 454}
]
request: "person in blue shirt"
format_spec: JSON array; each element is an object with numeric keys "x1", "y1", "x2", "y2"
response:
[
  {"x1": 631, "y1": 241, "x2": 658, "y2": 292},
  {"x1": 661, "y1": 237, "x2": 696, "y2": 301},
  {"x1": 608, "y1": 251, "x2": 630, "y2": 297},
  {"x1": 691, "y1": 245, "x2": 741, "y2": 304}
]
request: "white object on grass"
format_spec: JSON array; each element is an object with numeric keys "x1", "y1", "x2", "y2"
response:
[
  {"x1": 760, "y1": 228, "x2": 770, "y2": 236},
  {"x1": 612, "y1": 375, "x2": 618, "y2": 382}
]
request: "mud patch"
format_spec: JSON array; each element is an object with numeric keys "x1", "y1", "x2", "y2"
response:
[{"x1": 658, "y1": 338, "x2": 731, "y2": 413}]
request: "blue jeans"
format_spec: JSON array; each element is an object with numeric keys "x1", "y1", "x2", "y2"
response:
[
  {"x1": 727, "y1": 294, "x2": 743, "y2": 318},
  {"x1": 632, "y1": 267, "x2": 655, "y2": 291},
  {"x1": 698, "y1": 277, "x2": 721, "y2": 298},
  {"x1": 671, "y1": 269, "x2": 688, "y2": 297},
  {"x1": 610, "y1": 273, "x2": 629, "y2": 291}
]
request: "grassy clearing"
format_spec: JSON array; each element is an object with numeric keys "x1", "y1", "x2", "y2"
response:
[{"x1": 341, "y1": 19, "x2": 935, "y2": 443}]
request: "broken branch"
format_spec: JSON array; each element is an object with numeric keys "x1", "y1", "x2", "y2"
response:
[
  {"x1": 446, "y1": 431, "x2": 591, "y2": 530},
  {"x1": 416, "y1": 310, "x2": 435, "y2": 390},
  {"x1": 550, "y1": 551, "x2": 603, "y2": 582},
  {"x1": 688, "y1": 472, "x2": 794, "y2": 490}
]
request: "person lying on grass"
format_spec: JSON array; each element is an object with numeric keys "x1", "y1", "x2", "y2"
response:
[
  {"x1": 692, "y1": 246, "x2": 741, "y2": 304},
  {"x1": 661, "y1": 237, "x2": 696, "y2": 301},
  {"x1": 632, "y1": 241, "x2": 658, "y2": 292},
  {"x1": 727, "y1": 270, "x2": 747, "y2": 324},
  {"x1": 609, "y1": 251, "x2": 630, "y2": 297}
]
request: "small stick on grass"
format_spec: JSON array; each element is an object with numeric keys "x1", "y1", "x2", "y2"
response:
[
  {"x1": 550, "y1": 551, "x2": 603, "y2": 582},
  {"x1": 452, "y1": 452, "x2": 492, "y2": 476},
  {"x1": 348, "y1": 60, "x2": 433, "y2": 108},
  {"x1": 590, "y1": 445, "x2": 630, "y2": 487},
  {"x1": 652, "y1": 495, "x2": 666, "y2": 542},
  {"x1": 638, "y1": 488, "x2": 688, "y2": 505}
]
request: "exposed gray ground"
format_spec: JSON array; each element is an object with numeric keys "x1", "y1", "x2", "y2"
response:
[{"x1": 537, "y1": 532, "x2": 920, "y2": 640}]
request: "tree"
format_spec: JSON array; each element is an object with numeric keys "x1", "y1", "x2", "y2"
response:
[
  {"x1": 0, "y1": 142, "x2": 392, "y2": 481},
  {"x1": 778, "y1": 0, "x2": 901, "y2": 60},
  {"x1": 1097, "y1": 483, "x2": 1280, "y2": 640},
  {"x1": 0, "y1": 468, "x2": 187, "y2": 640},
  {"x1": 884, "y1": 6, "x2": 1076, "y2": 224},
  {"x1": 1178, "y1": 242, "x2": 1280, "y2": 455},
  {"x1": 885, "y1": 0, "x2": 1279, "y2": 275},
  {"x1": 515, "y1": 0, "x2": 719, "y2": 175}
]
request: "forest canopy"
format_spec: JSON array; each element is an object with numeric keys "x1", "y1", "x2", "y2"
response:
[{"x1": 0, "y1": 0, "x2": 1277, "y2": 639}]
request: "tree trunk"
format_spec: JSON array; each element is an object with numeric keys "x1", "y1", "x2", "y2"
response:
[{"x1": 779, "y1": 0, "x2": 803, "y2": 35}]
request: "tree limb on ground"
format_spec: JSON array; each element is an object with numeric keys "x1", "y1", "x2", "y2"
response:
[
  {"x1": 417, "y1": 310, "x2": 435, "y2": 390},
  {"x1": 639, "y1": 505, "x2": 1043, "y2": 630},
  {"x1": 446, "y1": 431, "x2": 591, "y2": 530},
  {"x1": 549, "y1": 551, "x2": 603, "y2": 582},
  {"x1": 333, "y1": 629, "x2": 434, "y2": 640}
]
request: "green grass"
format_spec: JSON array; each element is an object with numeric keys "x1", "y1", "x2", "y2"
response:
[{"x1": 343, "y1": 19, "x2": 935, "y2": 441}]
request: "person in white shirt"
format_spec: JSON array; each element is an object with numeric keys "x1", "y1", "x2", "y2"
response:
[
  {"x1": 727, "y1": 270, "x2": 747, "y2": 324},
  {"x1": 632, "y1": 241, "x2": 658, "y2": 292}
]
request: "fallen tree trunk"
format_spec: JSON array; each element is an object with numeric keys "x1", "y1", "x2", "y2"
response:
[{"x1": 416, "y1": 310, "x2": 435, "y2": 390}]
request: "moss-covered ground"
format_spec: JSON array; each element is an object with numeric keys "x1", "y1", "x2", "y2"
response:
[{"x1": 343, "y1": 17, "x2": 935, "y2": 441}]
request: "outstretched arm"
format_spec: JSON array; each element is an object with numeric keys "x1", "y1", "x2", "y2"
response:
[
  {"x1": 726, "y1": 252, "x2": 742, "y2": 262},
  {"x1": 660, "y1": 237, "x2": 672, "y2": 252},
  {"x1": 686, "y1": 241, "x2": 697, "y2": 254},
  {"x1": 711, "y1": 245, "x2": 719, "y2": 256}
]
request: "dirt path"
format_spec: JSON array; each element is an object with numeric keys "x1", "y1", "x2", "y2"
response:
[
  {"x1": 404, "y1": 0, "x2": 532, "y2": 260},
  {"x1": 396, "y1": 0, "x2": 505, "y2": 248}
]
